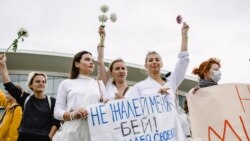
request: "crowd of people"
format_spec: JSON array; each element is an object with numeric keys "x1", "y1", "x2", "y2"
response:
[{"x1": 0, "y1": 21, "x2": 224, "y2": 141}]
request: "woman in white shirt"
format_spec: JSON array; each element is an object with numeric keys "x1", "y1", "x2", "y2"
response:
[
  {"x1": 54, "y1": 51, "x2": 106, "y2": 141},
  {"x1": 97, "y1": 26, "x2": 132, "y2": 100},
  {"x1": 125, "y1": 22, "x2": 190, "y2": 141}
]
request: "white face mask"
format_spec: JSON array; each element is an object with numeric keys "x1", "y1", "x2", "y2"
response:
[{"x1": 211, "y1": 70, "x2": 221, "y2": 82}]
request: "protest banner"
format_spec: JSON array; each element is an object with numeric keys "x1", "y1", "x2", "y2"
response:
[
  {"x1": 87, "y1": 94, "x2": 184, "y2": 141},
  {"x1": 187, "y1": 83, "x2": 250, "y2": 141}
]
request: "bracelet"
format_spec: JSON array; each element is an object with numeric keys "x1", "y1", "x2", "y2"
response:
[
  {"x1": 99, "y1": 44, "x2": 104, "y2": 48},
  {"x1": 70, "y1": 112, "x2": 75, "y2": 121}
]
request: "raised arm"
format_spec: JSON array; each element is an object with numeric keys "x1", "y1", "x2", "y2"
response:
[
  {"x1": 97, "y1": 26, "x2": 109, "y2": 85},
  {"x1": 0, "y1": 54, "x2": 29, "y2": 105},
  {"x1": 181, "y1": 22, "x2": 189, "y2": 52},
  {"x1": 168, "y1": 22, "x2": 190, "y2": 91},
  {"x1": 0, "y1": 54, "x2": 11, "y2": 83}
]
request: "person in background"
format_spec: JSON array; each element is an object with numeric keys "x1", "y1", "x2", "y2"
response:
[
  {"x1": 186, "y1": 58, "x2": 221, "y2": 139},
  {"x1": 0, "y1": 89, "x2": 22, "y2": 141},
  {"x1": 0, "y1": 54, "x2": 60, "y2": 141},
  {"x1": 192, "y1": 58, "x2": 221, "y2": 88},
  {"x1": 54, "y1": 50, "x2": 107, "y2": 141},
  {"x1": 97, "y1": 26, "x2": 132, "y2": 100}
]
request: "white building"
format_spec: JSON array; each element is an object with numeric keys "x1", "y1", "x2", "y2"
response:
[{"x1": 0, "y1": 50, "x2": 198, "y2": 115}]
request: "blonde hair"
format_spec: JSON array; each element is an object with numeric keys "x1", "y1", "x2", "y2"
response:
[
  {"x1": 145, "y1": 51, "x2": 161, "y2": 63},
  {"x1": 27, "y1": 71, "x2": 48, "y2": 90}
]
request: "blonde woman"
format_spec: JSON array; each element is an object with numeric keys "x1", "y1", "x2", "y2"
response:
[
  {"x1": 0, "y1": 54, "x2": 60, "y2": 141},
  {"x1": 126, "y1": 22, "x2": 190, "y2": 140}
]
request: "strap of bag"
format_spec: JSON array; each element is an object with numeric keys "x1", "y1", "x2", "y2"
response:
[
  {"x1": 0, "y1": 104, "x2": 20, "y2": 124},
  {"x1": 0, "y1": 110, "x2": 7, "y2": 123},
  {"x1": 24, "y1": 94, "x2": 51, "y2": 111},
  {"x1": 97, "y1": 80, "x2": 104, "y2": 102},
  {"x1": 47, "y1": 95, "x2": 51, "y2": 112},
  {"x1": 24, "y1": 94, "x2": 32, "y2": 110},
  {"x1": 123, "y1": 87, "x2": 129, "y2": 96}
]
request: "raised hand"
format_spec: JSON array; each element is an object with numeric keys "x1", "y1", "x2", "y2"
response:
[
  {"x1": 98, "y1": 26, "x2": 106, "y2": 47},
  {"x1": 158, "y1": 87, "x2": 170, "y2": 95},
  {"x1": 0, "y1": 54, "x2": 6, "y2": 71},
  {"x1": 182, "y1": 22, "x2": 189, "y2": 36}
]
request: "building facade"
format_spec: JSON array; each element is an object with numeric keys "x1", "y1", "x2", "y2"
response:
[{"x1": 0, "y1": 50, "x2": 198, "y2": 115}]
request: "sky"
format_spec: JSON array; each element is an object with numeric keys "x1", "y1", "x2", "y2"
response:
[{"x1": 0, "y1": 0, "x2": 249, "y2": 84}]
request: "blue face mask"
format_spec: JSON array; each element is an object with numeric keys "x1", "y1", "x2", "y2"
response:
[{"x1": 211, "y1": 70, "x2": 221, "y2": 82}]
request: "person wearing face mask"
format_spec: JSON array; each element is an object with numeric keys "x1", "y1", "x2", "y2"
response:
[
  {"x1": 186, "y1": 58, "x2": 221, "y2": 139},
  {"x1": 192, "y1": 58, "x2": 221, "y2": 88}
]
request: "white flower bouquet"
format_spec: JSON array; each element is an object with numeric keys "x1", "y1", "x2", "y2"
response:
[{"x1": 98, "y1": 4, "x2": 117, "y2": 27}]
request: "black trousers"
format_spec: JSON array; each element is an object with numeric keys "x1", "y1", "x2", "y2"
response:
[{"x1": 18, "y1": 132, "x2": 50, "y2": 141}]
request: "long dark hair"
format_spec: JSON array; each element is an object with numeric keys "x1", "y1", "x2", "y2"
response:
[{"x1": 70, "y1": 51, "x2": 92, "y2": 79}]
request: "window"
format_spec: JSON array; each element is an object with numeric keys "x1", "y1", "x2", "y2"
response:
[{"x1": 0, "y1": 74, "x2": 67, "y2": 98}]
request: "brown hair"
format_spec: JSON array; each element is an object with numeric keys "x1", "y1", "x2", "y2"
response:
[
  {"x1": 109, "y1": 58, "x2": 126, "y2": 72},
  {"x1": 145, "y1": 51, "x2": 161, "y2": 63},
  {"x1": 192, "y1": 58, "x2": 221, "y2": 79},
  {"x1": 70, "y1": 51, "x2": 92, "y2": 79},
  {"x1": 109, "y1": 58, "x2": 127, "y2": 86}
]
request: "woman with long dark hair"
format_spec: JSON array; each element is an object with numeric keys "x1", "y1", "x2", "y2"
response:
[{"x1": 54, "y1": 51, "x2": 106, "y2": 141}]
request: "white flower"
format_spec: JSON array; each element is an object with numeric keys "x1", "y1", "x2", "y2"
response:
[
  {"x1": 98, "y1": 15, "x2": 108, "y2": 23},
  {"x1": 110, "y1": 13, "x2": 117, "y2": 22},
  {"x1": 18, "y1": 28, "x2": 29, "y2": 38},
  {"x1": 5, "y1": 28, "x2": 29, "y2": 53},
  {"x1": 100, "y1": 4, "x2": 109, "y2": 13}
]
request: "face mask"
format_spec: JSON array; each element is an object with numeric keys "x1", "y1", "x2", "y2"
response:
[{"x1": 211, "y1": 70, "x2": 221, "y2": 82}]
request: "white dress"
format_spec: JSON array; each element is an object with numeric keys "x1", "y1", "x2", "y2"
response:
[{"x1": 54, "y1": 75, "x2": 106, "y2": 141}]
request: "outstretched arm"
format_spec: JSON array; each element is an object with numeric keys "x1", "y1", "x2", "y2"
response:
[
  {"x1": 97, "y1": 26, "x2": 109, "y2": 85},
  {"x1": 180, "y1": 22, "x2": 189, "y2": 52},
  {"x1": 0, "y1": 54, "x2": 28, "y2": 105},
  {"x1": 169, "y1": 22, "x2": 190, "y2": 91},
  {"x1": 0, "y1": 54, "x2": 11, "y2": 83}
]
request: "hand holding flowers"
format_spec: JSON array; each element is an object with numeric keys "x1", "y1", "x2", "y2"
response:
[
  {"x1": 98, "y1": 4, "x2": 117, "y2": 47},
  {"x1": 0, "y1": 28, "x2": 28, "y2": 60}
]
